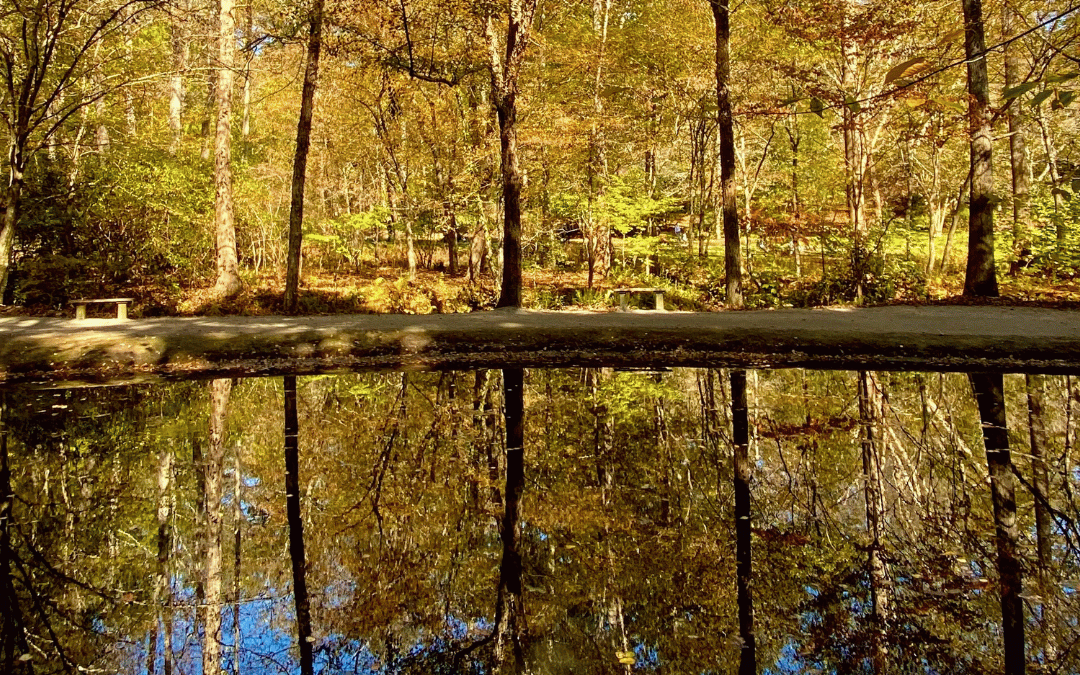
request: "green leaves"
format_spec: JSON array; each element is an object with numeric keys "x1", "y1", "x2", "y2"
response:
[
  {"x1": 1002, "y1": 72, "x2": 1078, "y2": 110},
  {"x1": 810, "y1": 97, "x2": 824, "y2": 117},
  {"x1": 1002, "y1": 81, "x2": 1040, "y2": 100}
]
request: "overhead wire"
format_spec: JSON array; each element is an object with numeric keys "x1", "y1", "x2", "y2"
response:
[{"x1": 743, "y1": 1, "x2": 1080, "y2": 116}]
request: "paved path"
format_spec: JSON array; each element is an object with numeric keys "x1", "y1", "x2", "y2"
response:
[{"x1": 1, "y1": 306, "x2": 1079, "y2": 386}]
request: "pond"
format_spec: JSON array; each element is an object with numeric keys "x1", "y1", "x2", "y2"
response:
[{"x1": 1, "y1": 368, "x2": 1076, "y2": 674}]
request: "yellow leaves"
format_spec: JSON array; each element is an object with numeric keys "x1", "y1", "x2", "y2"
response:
[
  {"x1": 903, "y1": 92, "x2": 928, "y2": 108},
  {"x1": 884, "y1": 57, "x2": 932, "y2": 86},
  {"x1": 615, "y1": 649, "x2": 636, "y2": 665}
]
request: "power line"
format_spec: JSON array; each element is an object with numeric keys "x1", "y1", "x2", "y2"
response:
[{"x1": 744, "y1": 1, "x2": 1080, "y2": 117}]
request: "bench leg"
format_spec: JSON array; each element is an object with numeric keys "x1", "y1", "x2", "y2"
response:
[
  {"x1": 619, "y1": 293, "x2": 628, "y2": 312},
  {"x1": 655, "y1": 293, "x2": 664, "y2": 311},
  {"x1": 117, "y1": 303, "x2": 128, "y2": 320},
  {"x1": 75, "y1": 305, "x2": 86, "y2": 320}
]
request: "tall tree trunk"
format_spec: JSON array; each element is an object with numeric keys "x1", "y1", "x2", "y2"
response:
[
  {"x1": 840, "y1": 6, "x2": 864, "y2": 239},
  {"x1": 241, "y1": 0, "x2": 253, "y2": 140},
  {"x1": 0, "y1": 179, "x2": 22, "y2": 303},
  {"x1": 710, "y1": 4, "x2": 753, "y2": 671},
  {"x1": 284, "y1": 0, "x2": 325, "y2": 314},
  {"x1": 710, "y1": 0, "x2": 741, "y2": 307},
  {"x1": 969, "y1": 373, "x2": 1024, "y2": 675},
  {"x1": 203, "y1": 379, "x2": 232, "y2": 675},
  {"x1": 168, "y1": 0, "x2": 188, "y2": 152},
  {"x1": 961, "y1": 0, "x2": 997, "y2": 297},
  {"x1": 1035, "y1": 105, "x2": 1066, "y2": 252},
  {"x1": 1003, "y1": 5, "x2": 1029, "y2": 270},
  {"x1": 213, "y1": 0, "x2": 242, "y2": 298},
  {"x1": 587, "y1": 0, "x2": 612, "y2": 282},
  {"x1": 487, "y1": 1, "x2": 539, "y2": 309},
  {"x1": 284, "y1": 376, "x2": 314, "y2": 675},
  {"x1": 858, "y1": 371, "x2": 890, "y2": 673}
]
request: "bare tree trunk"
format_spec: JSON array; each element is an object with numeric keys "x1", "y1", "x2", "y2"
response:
[
  {"x1": 169, "y1": 0, "x2": 188, "y2": 152},
  {"x1": 961, "y1": 0, "x2": 997, "y2": 297},
  {"x1": 203, "y1": 379, "x2": 232, "y2": 675},
  {"x1": 241, "y1": 0, "x2": 253, "y2": 140},
  {"x1": 284, "y1": 0, "x2": 325, "y2": 314},
  {"x1": 284, "y1": 376, "x2": 314, "y2": 675},
  {"x1": 447, "y1": 215, "x2": 459, "y2": 276},
  {"x1": 486, "y1": 1, "x2": 539, "y2": 309},
  {"x1": 0, "y1": 179, "x2": 22, "y2": 303},
  {"x1": 709, "y1": 4, "x2": 753, "y2": 669},
  {"x1": 213, "y1": 0, "x2": 242, "y2": 298},
  {"x1": 969, "y1": 373, "x2": 1024, "y2": 675},
  {"x1": 1003, "y1": 5, "x2": 1029, "y2": 271},
  {"x1": 1035, "y1": 106, "x2": 1065, "y2": 252},
  {"x1": 710, "y1": 0, "x2": 741, "y2": 307}
]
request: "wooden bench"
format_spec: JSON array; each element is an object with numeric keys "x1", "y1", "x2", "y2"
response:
[
  {"x1": 72, "y1": 298, "x2": 134, "y2": 320},
  {"x1": 614, "y1": 288, "x2": 665, "y2": 311}
]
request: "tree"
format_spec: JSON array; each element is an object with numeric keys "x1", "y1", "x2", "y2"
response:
[
  {"x1": 284, "y1": 0, "x2": 326, "y2": 314},
  {"x1": 0, "y1": 0, "x2": 147, "y2": 301},
  {"x1": 212, "y1": 0, "x2": 241, "y2": 298},
  {"x1": 961, "y1": 0, "x2": 996, "y2": 297},
  {"x1": 709, "y1": 1, "x2": 753, "y2": 672},
  {"x1": 487, "y1": 0, "x2": 540, "y2": 309}
]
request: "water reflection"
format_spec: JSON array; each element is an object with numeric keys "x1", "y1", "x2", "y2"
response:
[{"x1": 2, "y1": 370, "x2": 1079, "y2": 674}]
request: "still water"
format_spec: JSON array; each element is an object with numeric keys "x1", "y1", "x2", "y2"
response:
[{"x1": 1, "y1": 368, "x2": 1077, "y2": 674}]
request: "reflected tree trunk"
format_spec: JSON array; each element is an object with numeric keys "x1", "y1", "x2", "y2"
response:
[
  {"x1": 1026, "y1": 374, "x2": 1057, "y2": 659},
  {"x1": 284, "y1": 376, "x2": 314, "y2": 675},
  {"x1": 969, "y1": 373, "x2": 1024, "y2": 675},
  {"x1": 232, "y1": 444, "x2": 242, "y2": 674},
  {"x1": 1, "y1": 393, "x2": 31, "y2": 674},
  {"x1": 204, "y1": 379, "x2": 232, "y2": 675},
  {"x1": 497, "y1": 368, "x2": 527, "y2": 673},
  {"x1": 730, "y1": 370, "x2": 755, "y2": 675},
  {"x1": 858, "y1": 371, "x2": 890, "y2": 673},
  {"x1": 148, "y1": 441, "x2": 175, "y2": 675},
  {"x1": 192, "y1": 431, "x2": 206, "y2": 650}
]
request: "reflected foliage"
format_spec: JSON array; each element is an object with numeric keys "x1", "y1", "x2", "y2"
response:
[{"x1": 1, "y1": 369, "x2": 1079, "y2": 673}]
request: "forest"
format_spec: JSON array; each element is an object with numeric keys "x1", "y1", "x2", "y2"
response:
[
  {"x1": 2, "y1": 0, "x2": 1080, "y2": 673},
  {"x1": 0, "y1": 0, "x2": 1078, "y2": 313}
]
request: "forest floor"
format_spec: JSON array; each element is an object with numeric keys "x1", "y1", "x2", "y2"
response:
[{"x1": 3, "y1": 257, "x2": 1080, "y2": 319}]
